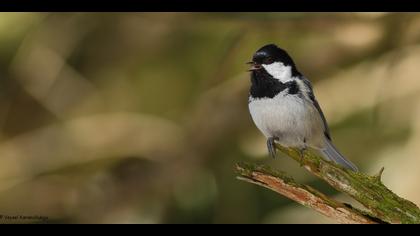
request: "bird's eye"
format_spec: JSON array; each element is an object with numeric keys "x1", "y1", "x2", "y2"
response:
[{"x1": 264, "y1": 57, "x2": 274, "y2": 64}]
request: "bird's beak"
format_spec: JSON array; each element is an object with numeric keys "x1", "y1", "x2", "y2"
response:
[{"x1": 246, "y1": 61, "x2": 262, "y2": 72}]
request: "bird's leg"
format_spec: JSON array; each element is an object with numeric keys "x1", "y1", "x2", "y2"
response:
[
  {"x1": 298, "y1": 138, "x2": 307, "y2": 166},
  {"x1": 267, "y1": 137, "x2": 279, "y2": 158}
]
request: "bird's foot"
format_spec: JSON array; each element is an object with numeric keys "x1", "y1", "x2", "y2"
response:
[
  {"x1": 298, "y1": 138, "x2": 307, "y2": 166},
  {"x1": 298, "y1": 147, "x2": 307, "y2": 166},
  {"x1": 267, "y1": 137, "x2": 279, "y2": 158}
]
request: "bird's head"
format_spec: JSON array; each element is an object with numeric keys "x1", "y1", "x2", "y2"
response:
[{"x1": 248, "y1": 44, "x2": 300, "y2": 80}]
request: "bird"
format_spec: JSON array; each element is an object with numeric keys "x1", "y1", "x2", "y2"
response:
[{"x1": 247, "y1": 43, "x2": 358, "y2": 172}]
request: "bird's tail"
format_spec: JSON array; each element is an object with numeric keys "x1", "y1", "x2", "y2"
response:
[{"x1": 321, "y1": 138, "x2": 358, "y2": 172}]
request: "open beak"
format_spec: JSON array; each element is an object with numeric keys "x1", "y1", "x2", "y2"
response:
[{"x1": 246, "y1": 61, "x2": 262, "y2": 72}]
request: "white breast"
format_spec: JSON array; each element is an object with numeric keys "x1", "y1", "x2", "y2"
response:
[{"x1": 249, "y1": 93, "x2": 325, "y2": 149}]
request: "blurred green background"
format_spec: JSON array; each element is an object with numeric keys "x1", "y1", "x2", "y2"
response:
[{"x1": 0, "y1": 12, "x2": 419, "y2": 223}]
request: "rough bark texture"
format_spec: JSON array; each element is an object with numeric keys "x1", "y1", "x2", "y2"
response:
[
  {"x1": 236, "y1": 163, "x2": 378, "y2": 224},
  {"x1": 235, "y1": 145, "x2": 420, "y2": 224}
]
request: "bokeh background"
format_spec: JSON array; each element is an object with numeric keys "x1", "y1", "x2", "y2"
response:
[{"x1": 0, "y1": 12, "x2": 419, "y2": 223}]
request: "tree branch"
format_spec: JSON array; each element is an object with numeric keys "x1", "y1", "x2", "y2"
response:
[
  {"x1": 236, "y1": 163, "x2": 379, "y2": 224},
  {"x1": 235, "y1": 145, "x2": 420, "y2": 224}
]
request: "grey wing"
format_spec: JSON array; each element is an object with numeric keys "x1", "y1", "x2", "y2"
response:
[{"x1": 301, "y1": 77, "x2": 331, "y2": 140}]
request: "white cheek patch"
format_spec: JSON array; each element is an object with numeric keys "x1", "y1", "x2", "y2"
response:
[{"x1": 262, "y1": 62, "x2": 293, "y2": 83}]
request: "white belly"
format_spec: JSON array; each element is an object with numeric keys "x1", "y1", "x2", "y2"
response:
[{"x1": 249, "y1": 93, "x2": 325, "y2": 148}]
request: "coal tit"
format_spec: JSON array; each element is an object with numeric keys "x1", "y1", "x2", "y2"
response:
[{"x1": 247, "y1": 44, "x2": 358, "y2": 171}]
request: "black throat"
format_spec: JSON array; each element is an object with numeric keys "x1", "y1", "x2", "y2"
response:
[{"x1": 249, "y1": 69, "x2": 300, "y2": 99}]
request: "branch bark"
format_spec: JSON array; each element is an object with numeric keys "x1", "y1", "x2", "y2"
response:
[
  {"x1": 235, "y1": 145, "x2": 420, "y2": 224},
  {"x1": 236, "y1": 163, "x2": 378, "y2": 224}
]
